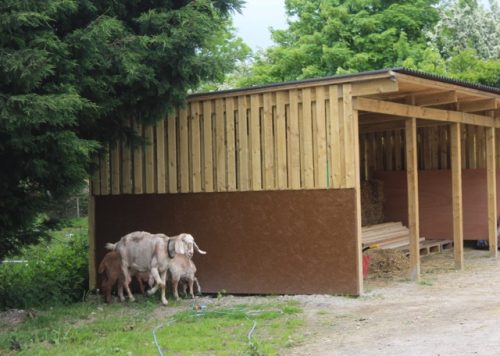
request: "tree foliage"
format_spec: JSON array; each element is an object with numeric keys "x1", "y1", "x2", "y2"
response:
[
  {"x1": 0, "y1": 0, "x2": 244, "y2": 257},
  {"x1": 239, "y1": 0, "x2": 440, "y2": 86},
  {"x1": 238, "y1": 0, "x2": 499, "y2": 88},
  {"x1": 430, "y1": 0, "x2": 499, "y2": 60},
  {"x1": 420, "y1": 0, "x2": 500, "y2": 87}
]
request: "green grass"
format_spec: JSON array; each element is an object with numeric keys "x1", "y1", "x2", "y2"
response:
[
  {"x1": 50, "y1": 217, "x2": 88, "y2": 241},
  {"x1": 0, "y1": 299, "x2": 303, "y2": 355},
  {"x1": 417, "y1": 278, "x2": 434, "y2": 286}
]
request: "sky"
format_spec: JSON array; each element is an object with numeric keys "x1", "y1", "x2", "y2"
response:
[{"x1": 232, "y1": 0, "x2": 287, "y2": 51}]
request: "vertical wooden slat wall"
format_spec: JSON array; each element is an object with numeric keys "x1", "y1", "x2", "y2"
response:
[
  {"x1": 156, "y1": 121, "x2": 166, "y2": 194},
  {"x1": 359, "y1": 123, "x2": 495, "y2": 180},
  {"x1": 93, "y1": 83, "x2": 499, "y2": 193}
]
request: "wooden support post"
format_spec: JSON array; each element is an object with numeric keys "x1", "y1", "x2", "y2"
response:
[
  {"x1": 88, "y1": 195, "x2": 96, "y2": 290},
  {"x1": 486, "y1": 125, "x2": 498, "y2": 256},
  {"x1": 450, "y1": 123, "x2": 464, "y2": 270},
  {"x1": 406, "y1": 116, "x2": 420, "y2": 280},
  {"x1": 353, "y1": 108, "x2": 363, "y2": 295}
]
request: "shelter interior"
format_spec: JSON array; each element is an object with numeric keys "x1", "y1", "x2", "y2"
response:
[{"x1": 89, "y1": 69, "x2": 500, "y2": 295}]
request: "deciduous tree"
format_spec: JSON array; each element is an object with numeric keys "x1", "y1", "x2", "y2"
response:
[{"x1": 239, "y1": 0, "x2": 439, "y2": 86}]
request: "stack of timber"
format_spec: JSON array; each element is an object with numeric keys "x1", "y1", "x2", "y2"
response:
[
  {"x1": 362, "y1": 222, "x2": 453, "y2": 255},
  {"x1": 362, "y1": 222, "x2": 419, "y2": 250}
]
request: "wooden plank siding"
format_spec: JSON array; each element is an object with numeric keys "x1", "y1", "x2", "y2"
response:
[
  {"x1": 91, "y1": 80, "x2": 499, "y2": 195},
  {"x1": 358, "y1": 123, "x2": 500, "y2": 180}
]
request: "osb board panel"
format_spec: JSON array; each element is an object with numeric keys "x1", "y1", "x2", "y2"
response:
[
  {"x1": 94, "y1": 189, "x2": 359, "y2": 295},
  {"x1": 375, "y1": 170, "x2": 500, "y2": 241}
]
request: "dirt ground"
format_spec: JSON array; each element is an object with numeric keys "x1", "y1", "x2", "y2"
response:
[
  {"x1": 151, "y1": 247, "x2": 500, "y2": 355},
  {"x1": 281, "y1": 247, "x2": 500, "y2": 356}
]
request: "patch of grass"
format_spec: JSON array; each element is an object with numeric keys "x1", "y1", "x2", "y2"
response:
[
  {"x1": 0, "y1": 300, "x2": 303, "y2": 355},
  {"x1": 156, "y1": 302, "x2": 303, "y2": 355},
  {"x1": 418, "y1": 278, "x2": 434, "y2": 286}
]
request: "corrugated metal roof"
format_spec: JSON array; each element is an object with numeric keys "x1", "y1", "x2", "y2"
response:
[
  {"x1": 189, "y1": 67, "x2": 500, "y2": 98},
  {"x1": 392, "y1": 67, "x2": 500, "y2": 95}
]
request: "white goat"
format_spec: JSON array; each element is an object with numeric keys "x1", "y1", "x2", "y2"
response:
[
  {"x1": 146, "y1": 233, "x2": 206, "y2": 299},
  {"x1": 105, "y1": 232, "x2": 206, "y2": 305},
  {"x1": 169, "y1": 254, "x2": 201, "y2": 300}
]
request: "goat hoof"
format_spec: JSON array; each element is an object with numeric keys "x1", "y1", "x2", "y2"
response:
[{"x1": 161, "y1": 299, "x2": 168, "y2": 306}]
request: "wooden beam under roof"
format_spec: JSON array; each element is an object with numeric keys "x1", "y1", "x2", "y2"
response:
[
  {"x1": 414, "y1": 90, "x2": 457, "y2": 107},
  {"x1": 359, "y1": 117, "x2": 458, "y2": 134},
  {"x1": 350, "y1": 78, "x2": 399, "y2": 96},
  {"x1": 354, "y1": 97, "x2": 494, "y2": 127},
  {"x1": 359, "y1": 113, "x2": 402, "y2": 124},
  {"x1": 459, "y1": 99, "x2": 497, "y2": 113}
]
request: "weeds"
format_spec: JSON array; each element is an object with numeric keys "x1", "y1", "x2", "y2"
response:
[{"x1": 0, "y1": 219, "x2": 89, "y2": 310}]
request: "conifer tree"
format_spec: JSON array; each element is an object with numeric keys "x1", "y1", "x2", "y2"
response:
[{"x1": 0, "y1": 0, "x2": 244, "y2": 257}]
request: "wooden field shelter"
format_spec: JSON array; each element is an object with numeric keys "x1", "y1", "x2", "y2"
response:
[{"x1": 89, "y1": 68, "x2": 500, "y2": 295}]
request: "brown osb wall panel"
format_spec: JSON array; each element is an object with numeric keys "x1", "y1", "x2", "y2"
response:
[
  {"x1": 94, "y1": 189, "x2": 359, "y2": 295},
  {"x1": 376, "y1": 170, "x2": 500, "y2": 241}
]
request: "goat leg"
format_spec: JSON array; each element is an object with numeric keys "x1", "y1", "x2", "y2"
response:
[
  {"x1": 117, "y1": 275, "x2": 125, "y2": 302},
  {"x1": 160, "y1": 270, "x2": 168, "y2": 305},
  {"x1": 137, "y1": 277, "x2": 146, "y2": 295},
  {"x1": 172, "y1": 278, "x2": 180, "y2": 301},
  {"x1": 188, "y1": 279, "x2": 194, "y2": 299},
  {"x1": 101, "y1": 277, "x2": 113, "y2": 304},
  {"x1": 120, "y1": 263, "x2": 135, "y2": 302},
  {"x1": 194, "y1": 278, "x2": 202, "y2": 296}
]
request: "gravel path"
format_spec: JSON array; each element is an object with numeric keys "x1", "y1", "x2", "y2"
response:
[{"x1": 283, "y1": 248, "x2": 500, "y2": 356}]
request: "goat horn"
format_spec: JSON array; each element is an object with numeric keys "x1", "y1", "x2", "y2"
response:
[{"x1": 194, "y1": 241, "x2": 207, "y2": 255}]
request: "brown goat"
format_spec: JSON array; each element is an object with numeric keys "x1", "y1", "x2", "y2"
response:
[{"x1": 98, "y1": 251, "x2": 150, "y2": 303}]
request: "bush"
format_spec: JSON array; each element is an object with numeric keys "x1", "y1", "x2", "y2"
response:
[{"x1": 0, "y1": 226, "x2": 89, "y2": 310}]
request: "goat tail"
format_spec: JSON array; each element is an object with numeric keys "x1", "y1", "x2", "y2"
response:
[{"x1": 105, "y1": 242, "x2": 116, "y2": 251}]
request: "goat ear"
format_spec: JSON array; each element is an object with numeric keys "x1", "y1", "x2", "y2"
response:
[{"x1": 174, "y1": 238, "x2": 186, "y2": 255}]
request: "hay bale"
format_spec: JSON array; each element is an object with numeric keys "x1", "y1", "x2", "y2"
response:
[
  {"x1": 366, "y1": 249, "x2": 409, "y2": 278},
  {"x1": 361, "y1": 179, "x2": 384, "y2": 226}
]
